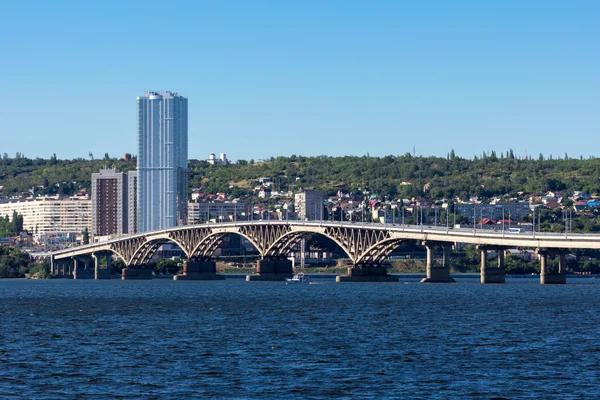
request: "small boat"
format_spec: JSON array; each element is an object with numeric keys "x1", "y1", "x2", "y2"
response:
[{"x1": 286, "y1": 272, "x2": 309, "y2": 284}]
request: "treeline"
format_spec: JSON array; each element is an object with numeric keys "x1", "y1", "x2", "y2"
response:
[
  {"x1": 0, "y1": 212, "x2": 23, "y2": 236},
  {"x1": 0, "y1": 154, "x2": 135, "y2": 197},
  {"x1": 189, "y1": 152, "x2": 600, "y2": 200},
  {"x1": 2, "y1": 152, "x2": 600, "y2": 200},
  {"x1": 0, "y1": 247, "x2": 48, "y2": 278}
]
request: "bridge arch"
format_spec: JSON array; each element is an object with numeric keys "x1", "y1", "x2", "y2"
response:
[
  {"x1": 127, "y1": 238, "x2": 172, "y2": 266},
  {"x1": 264, "y1": 229, "x2": 356, "y2": 262},
  {"x1": 354, "y1": 238, "x2": 407, "y2": 265},
  {"x1": 189, "y1": 230, "x2": 264, "y2": 260}
]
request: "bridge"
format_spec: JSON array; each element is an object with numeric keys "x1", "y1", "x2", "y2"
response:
[{"x1": 51, "y1": 220, "x2": 600, "y2": 284}]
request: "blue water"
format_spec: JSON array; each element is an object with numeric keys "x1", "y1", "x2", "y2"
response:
[{"x1": 1, "y1": 277, "x2": 599, "y2": 399}]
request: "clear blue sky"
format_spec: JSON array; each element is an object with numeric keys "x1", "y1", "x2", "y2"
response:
[{"x1": 0, "y1": 1, "x2": 598, "y2": 161}]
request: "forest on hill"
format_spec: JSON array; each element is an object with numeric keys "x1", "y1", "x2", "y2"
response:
[{"x1": 1, "y1": 151, "x2": 600, "y2": 200}]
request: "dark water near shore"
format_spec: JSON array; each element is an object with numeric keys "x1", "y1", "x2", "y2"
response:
[{"x1": 1, "y1": 277, "x2": 599, "y2": 399}]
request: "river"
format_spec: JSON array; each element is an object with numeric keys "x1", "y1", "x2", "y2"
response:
[{"x1": 1, "y1": 277, "x2": 599, "y2": 399}]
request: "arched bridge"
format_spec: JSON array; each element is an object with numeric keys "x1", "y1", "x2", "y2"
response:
[{"x1": 52, "y1": 220, "x2": 600, "y2": 267}]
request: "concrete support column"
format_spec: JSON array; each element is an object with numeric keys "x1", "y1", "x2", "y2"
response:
[
  {"x1": 539, "y1": 252, "x2": 547, "y2": 276},
  {"x1": 247, "y1": 258, "x2": 294, "y2": 281},
  {"x1": 335, "y1": 264, "x2": 398, "y2": 282},
  {"x1": 74, "y1": 258, "x2": 94, "y2": 279},
  {"x1": 421, "y1": 241, "x2": 455, "y2": 283},
  {"x1": 93, "y1": 255, "x2": 100, "y2": 278},
  {"x1": 426, "y1": 243, "x2": 433, "y2": 277},
  {"x1": 538, "y1": 249, "x2": 566, "y2": 284},
  {"x1": 174, "y1": 260, "x2": 225, "y2": 280},
  {"x1": 480, "y1": 247, "x2": 488, "y2": 283},
  {"x1": 50, "y1": 255, "x2": 55, "y2": 275},
  {"x1": 92, "y1": 253, "x2": 112, "y2": 279},
  {"x1": 442, "y1": 244, "x2": 451, "y2": 268},
  {"x1": 122, "y1": 266, "x2": 153, "y2": 280},
  {"x1": 558, "y1": 253, "x2": 567, "y2": 274},
  {"x1": 479, "y1": 246, "x2": 505, "y2": 283}
]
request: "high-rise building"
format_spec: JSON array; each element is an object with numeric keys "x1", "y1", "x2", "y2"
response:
[
  {"x1": 91, "y1": 168, "x2": 138, "y2": 238},
  {"x1": 91, "y1": 169, "x2": 127, "y2": 237},
  {"x1": 0, "y1": 195, "x2": 91, "y2": 238},
  {"x1": 127, "y1": 170, "x2": 138, "y2": 234},
  {"x1": 137, "y1": 91, "x2": 188, "y2": 232},
  {"x1": 295, "y1": 190, "x2": 325, "y2": 221}
]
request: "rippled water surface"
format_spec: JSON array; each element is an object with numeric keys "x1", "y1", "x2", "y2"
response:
[{"x1": 1, "y1": 277, "x2": 600, "y2": 399}]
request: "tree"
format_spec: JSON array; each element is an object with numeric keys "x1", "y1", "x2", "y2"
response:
[{"x1": 82, "y1": 227, "x2": 89, "y2": 244}]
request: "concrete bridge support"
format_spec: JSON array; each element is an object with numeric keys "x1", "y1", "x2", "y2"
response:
[
  {"x1": 420, "y1": 241, "x2": 455, "y2": 283},
  {"x1": 122, "y1": 266, "x2": 153, "y2": 280},
  {"x1": 55, "y1": 260, "x2": 74, "y2": 278},
  {"x1": 73, "y1": 257, "x2": 94, "y2": 279},
  {"x1": 174, "y1": 260, "x2": 225, "y2": 280},
  {"x1": 478, "y1": 246, "x2": 506, "y2": 284},
  {"x1": 538, "y1": 249, "x2": 567, "y2": 284},
  {"x1": 246, "y1": 258, "x2": 293, "y2": 281},
  {"x1": 93, "y1": 252, "x2": 112, "y2": 279},
  {"x1": 336, "y1": 265, "x2": 398, "y2": 282}
]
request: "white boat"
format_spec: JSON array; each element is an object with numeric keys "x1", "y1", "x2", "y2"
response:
[{"x1": 286, "y1": 272, "x2": 309, "y2": 284}]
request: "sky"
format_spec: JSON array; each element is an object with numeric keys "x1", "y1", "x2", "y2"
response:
[{"x1": 0, "y1": 1, "x2": 598, "y2": 161}]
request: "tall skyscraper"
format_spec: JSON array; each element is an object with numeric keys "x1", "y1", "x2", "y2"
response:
[{"x1": 137, "y1": 91, "x2": 188, "y2": 232}]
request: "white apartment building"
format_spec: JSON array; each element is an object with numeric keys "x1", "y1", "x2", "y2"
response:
[
  {"x1": 295, "y1": 190, "x2": 325, "y2": 221},
  {"x1": 0, "y1": 195, "x2": 92, "y2": 238},
  {"x1": 188, "y1": 202, "x2": 250, "y2": 224}
]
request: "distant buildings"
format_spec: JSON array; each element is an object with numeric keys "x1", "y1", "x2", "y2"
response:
[
  {"x1": 207, "y1": 153, "x2": 228, "y2": 165},
  {"x1": 91, "y1": 168, "x2": 137, "y2": 237},
  {"x1": 188, "y1": 202, "x2": 250, "y2": 224},
  {"x1": 295, "y1": 190, "x2": 325, "y2": 221},
  {"x1": 0, "y1": 195, "x2": 91, "y2": 237},
  {"x1": 455, "y1": 202, "x2": 531, "y2": 223},
  {"x1": 137, "y1": 91, "x2": 188, "y2": 232},
  {"x1": 127, "y1": 170, "x2": 137, "y2": 234}
]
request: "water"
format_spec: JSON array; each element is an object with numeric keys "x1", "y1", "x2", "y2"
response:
[{"x1": 1, "y1": 278, "x2": 599, "y2": 399}]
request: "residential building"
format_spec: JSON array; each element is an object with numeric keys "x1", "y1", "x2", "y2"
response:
[
  {"x1": 127, "y1": 170, "x2": 138, "y2": 234},
  {"x1": 455, "y1": 202, "x2": 531, "y2": 223},
  {"x1": 187, "y1": 202, "x2": 250, "y2": 224},
  {"x1": 137, "y1": 91, "x2": 188, "y2": 232},
  {"x1": 91, "y1": 169, "x2": 127, "y2": 237},
  {"x1": 295, "y1": 190, "x2": 325, "y2": 221},
  {"x1": 0, "y1": 195, "x2": 91, "y2": 238}
]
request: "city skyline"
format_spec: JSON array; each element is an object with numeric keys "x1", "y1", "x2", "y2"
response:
[{"x1": 0, "y1": 1, "x2": 598, "y2": 161}]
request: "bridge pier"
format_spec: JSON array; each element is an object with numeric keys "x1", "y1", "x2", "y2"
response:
[
  {"x1": 336, "y1": 265, "x2": 398, "y2": 282},
  {"x1": 538, "y1": 249, "x2": 567, "y2": 284},
  {"x1": 54, "y1": 260, "x2": 73, "y2": 278},
  {"x1": 122, "y1": 266, "x2": 153, "y2": 280},
  {"x1": 246, "y1": 258, "x2": 293, "y2": 281},
  {"x1": 73, "y1": 257, "x2": 94, "y2": 279},
  {"x1": 420, "y1": 241, "x2": 455, "y2": 283},
  {"x1": 174, "y1": 260, "x2": 225, "y2": 280},
  {"x1": 93, "y1": 252, "x2": 112, "y2": 279},
  {"x1": 478, "y1": 246, "x2": 506, "y2": 284}
]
